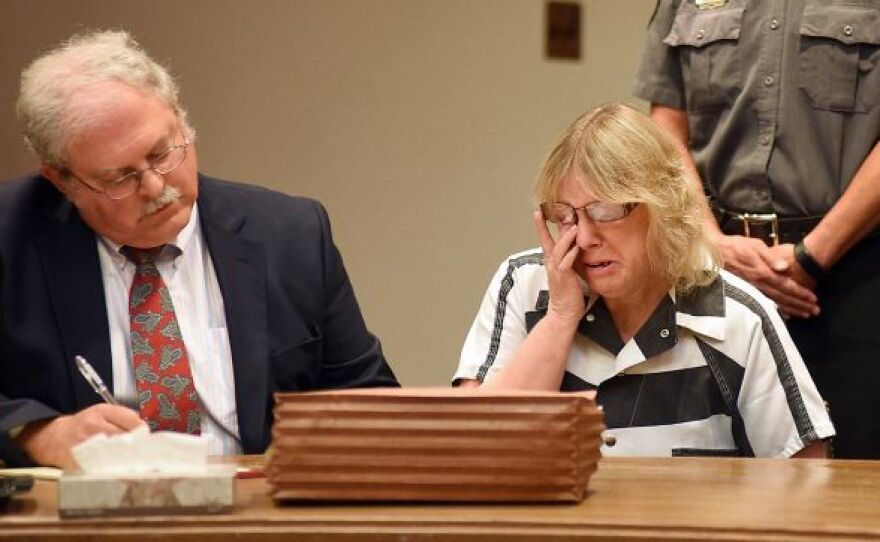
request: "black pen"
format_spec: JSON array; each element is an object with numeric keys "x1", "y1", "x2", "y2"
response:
[{"x1": 74, "y1": 355, "x2": 119, "y2": 406}]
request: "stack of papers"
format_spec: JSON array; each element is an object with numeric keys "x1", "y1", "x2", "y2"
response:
[{"x1": 267, "y1": 387, "x2": 605, "y2": 502}]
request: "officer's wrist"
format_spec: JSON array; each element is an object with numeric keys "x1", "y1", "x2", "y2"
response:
[{"x1": 794, "y1": 239, "x2": 828, "y2": 281}]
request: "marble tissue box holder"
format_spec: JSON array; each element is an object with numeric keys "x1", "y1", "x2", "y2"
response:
[{"x1": 58, "y1": 425, "x2": 234, "y2": 518}]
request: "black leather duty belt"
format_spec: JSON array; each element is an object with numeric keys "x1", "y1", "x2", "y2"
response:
[{"x1": 714, "y1": 207, "x2": 823, "y2": 247}]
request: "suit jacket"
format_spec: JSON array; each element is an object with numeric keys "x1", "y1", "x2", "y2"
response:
[{"x1": 0, "y1": 173, "x2": 397, "y2": 465}]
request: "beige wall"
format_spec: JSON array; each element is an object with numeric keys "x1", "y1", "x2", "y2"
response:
[{"x1": 0, "y1": 0, "x2": 655, "y2": 385}]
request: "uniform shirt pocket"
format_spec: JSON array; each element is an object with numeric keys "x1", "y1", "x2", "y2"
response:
[
  {"x1": 798, "y1": 2, "x2": 880, "y2": 113},
  {"x1": 663, "y1": 5, "x2": 745, "y2": 112}
]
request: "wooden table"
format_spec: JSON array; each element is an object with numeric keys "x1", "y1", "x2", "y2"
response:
[{"x1": 2, "y1": 456, "x2": 880, "y2": 541}]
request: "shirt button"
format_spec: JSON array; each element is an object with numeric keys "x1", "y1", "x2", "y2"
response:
[
  {"x1": 760, "y1": 134, "x2": 771, "y2": 146},
  {"x1": 763, "y1": 76, "x2": 775, "y2": 87},
  {"x1": 660, "y1": 328, "x2": 670, "y2": 338},
  {"x1": 843, "y1": 24, "x2": 854, "y2": 36},
  {"x1": 770, "y1": 18, "x2": 780, "y2": 30},
  {"x1": 696, "y1": 29, "x2": 706, "y2": 40},
  {"x1": 585, "y1": 313, "x2": 595, "y2": 322}
]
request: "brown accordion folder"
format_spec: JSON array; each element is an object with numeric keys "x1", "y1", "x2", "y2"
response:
[{"x1": 267, "y1": 388, "x2": 605, "y2": 502}]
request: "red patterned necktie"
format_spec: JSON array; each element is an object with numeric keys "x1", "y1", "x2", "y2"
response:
[{"x1": 125, "y1": 246, "x2": 201, "y2": 434}]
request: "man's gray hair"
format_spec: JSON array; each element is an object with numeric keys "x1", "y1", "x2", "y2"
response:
[{"x1": 16, "y1": 30, "x2": 193, "y2": 168}]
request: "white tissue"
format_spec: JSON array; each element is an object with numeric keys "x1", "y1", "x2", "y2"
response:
[{"x1": 71, "y1": 425, "x2": 208, "y2": 474}]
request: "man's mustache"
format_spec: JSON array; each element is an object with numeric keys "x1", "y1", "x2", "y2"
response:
[{"x1": 142, "y1": 185, "x2": 181, "y2": 216}]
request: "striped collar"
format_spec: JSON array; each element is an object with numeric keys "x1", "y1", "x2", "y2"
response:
[
  {"x1": 529, "y1": 275, "x2": 726, "y2": 359},
  {"x1": 674, "y1": 275, "x2": 726, "y2": 342}
]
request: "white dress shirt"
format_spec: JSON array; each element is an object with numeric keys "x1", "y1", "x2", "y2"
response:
[{"x1": 97, "y1": 203, "x2": 242, "y2": 455}]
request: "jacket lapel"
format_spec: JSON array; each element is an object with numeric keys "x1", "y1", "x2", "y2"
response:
[
  {"x1": 33, "y1": 192, "x2": 113, "y2": 411},
  {"x1": 197, "y1": 177, "x2": 270, "y2": 453}
]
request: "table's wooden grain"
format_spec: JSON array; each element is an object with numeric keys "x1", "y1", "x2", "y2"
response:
[{"x1": 2, "y1": 456, "x2": 879, "y2": 541}]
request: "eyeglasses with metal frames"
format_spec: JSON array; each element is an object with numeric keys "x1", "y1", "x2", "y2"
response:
[
  {"x1": 540, "y1": 201, "x2": 638, "y2": 225},
  {"x1": 64, "y1": 137, "x2": 190, "y2": 200}
]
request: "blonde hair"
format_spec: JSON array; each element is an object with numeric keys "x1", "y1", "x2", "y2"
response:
[
  {"x1": 535, "y1": 103, "x2": 719, "y2": 293},
  {"x1": 17, "y1": 30, "x2": 194, "y2": 168}
]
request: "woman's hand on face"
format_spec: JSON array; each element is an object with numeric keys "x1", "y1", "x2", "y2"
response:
[{"x1": 534, "y1": 210, "x2": 586, "y2": 324}]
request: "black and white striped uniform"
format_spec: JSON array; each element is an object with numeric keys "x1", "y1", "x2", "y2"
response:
[{"x1": 455, "y1": 250, "x2": 835, "y2": 457}]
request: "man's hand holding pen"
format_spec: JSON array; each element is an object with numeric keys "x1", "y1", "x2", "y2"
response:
[
  {"x1": 14, "y1": 404, "x2": 145, "y2": 469},
  {"x1": 13, "y1": 356, "x2": 145, "y2": 469}
]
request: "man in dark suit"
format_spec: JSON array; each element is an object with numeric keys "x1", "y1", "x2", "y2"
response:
[{"x1": 0, "y1": 30, "x2": 397, "y2": 468}]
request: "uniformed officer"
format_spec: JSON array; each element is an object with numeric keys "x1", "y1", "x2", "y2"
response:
[{"x1": 633, "y1": 0, "x2": 880, "y2": 458}]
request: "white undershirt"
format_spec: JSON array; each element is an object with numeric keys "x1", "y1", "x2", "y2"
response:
[{"x1": 97, "y1": 203, "x2": 242, "y2": 455}]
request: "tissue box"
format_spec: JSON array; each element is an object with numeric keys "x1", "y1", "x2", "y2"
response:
[
  {"x1": 58, "y1": 467, "x2": 234, "y2": 518},
  {"x1": 60, "y1": 425, "x2": 234, "y2": 517}
]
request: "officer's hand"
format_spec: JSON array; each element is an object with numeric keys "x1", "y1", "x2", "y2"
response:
[
  {"x1": 716, "y1": 234, "x2": 819, "y2": 318},
  {"x1": 767, "y1": 242, "x2": 819, "y2": 289}
]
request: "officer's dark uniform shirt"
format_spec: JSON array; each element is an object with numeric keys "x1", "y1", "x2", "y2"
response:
[{"x1": 632, "y1": 0, "x2": 880, "y2": 217}]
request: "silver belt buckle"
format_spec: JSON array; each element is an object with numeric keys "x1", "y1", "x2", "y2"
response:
[{"x1": 738, "y1": 212, "x2": 779, "y2": 246}]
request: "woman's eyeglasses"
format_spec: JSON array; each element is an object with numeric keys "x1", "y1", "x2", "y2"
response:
[{"x1": 540, "y1": 201, "x2": 638, "y2": 225}]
